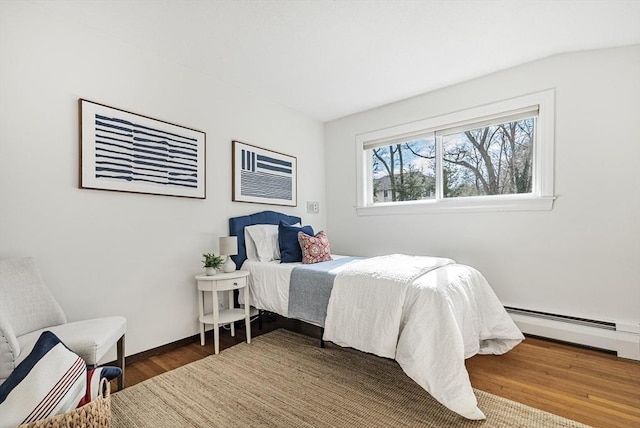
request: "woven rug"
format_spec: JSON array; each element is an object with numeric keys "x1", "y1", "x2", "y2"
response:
[{"x1": 111, "y1": 329, "x2": 589, "y2": 427}]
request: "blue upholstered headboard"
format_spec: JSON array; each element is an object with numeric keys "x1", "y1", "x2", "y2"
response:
[{"x1": 229, "y1": 210, "x2": 302, "y2": 268}]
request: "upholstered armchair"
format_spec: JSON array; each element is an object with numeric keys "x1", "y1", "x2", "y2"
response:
[{"x1": 0, "y1": 257, "x2": 126, "y2": 389}]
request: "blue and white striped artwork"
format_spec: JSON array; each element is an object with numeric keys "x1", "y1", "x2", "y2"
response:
[
  {"x1": 232, "y1": 141, "x2": 297, "y2": 206},
  {"x1": 80, "y1": 100, "x2": 205, "y2": 198}
]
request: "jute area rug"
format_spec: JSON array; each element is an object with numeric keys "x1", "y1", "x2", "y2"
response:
[{"x1": 111, "y1": 329, "x2": 589, "y2": 427}]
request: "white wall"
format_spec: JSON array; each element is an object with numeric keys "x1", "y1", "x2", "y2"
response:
[
  {"x1": 0, "y1": 2, "x2": 326, "y2": 358},
  {"x1": 325, "y1": 46, "x2": 640, "y2": 327}
]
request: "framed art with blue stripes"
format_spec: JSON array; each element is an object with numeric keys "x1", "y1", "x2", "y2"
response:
[
  {"x1": 80, "y1": 99, "x2": 206, "y2": 199},
  {"x1": 232, "y1": 140, "x2": 297, "y2": 206}
]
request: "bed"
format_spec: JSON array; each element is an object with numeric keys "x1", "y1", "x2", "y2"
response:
[{"x1": 230, "y1": 210, "x2": 524, "y2": 420}]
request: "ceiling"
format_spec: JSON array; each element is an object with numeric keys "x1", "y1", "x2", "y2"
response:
[{"x1": 43, "y1": 1, "x2": 640, "y2": 121}]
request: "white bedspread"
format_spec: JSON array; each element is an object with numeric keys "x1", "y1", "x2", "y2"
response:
[
  {"x1": 240, "y1": 259, "x2": 295, "y2": 317},
  {"x1": 323, "y1": 254, "x2": 455, "y2": 358},
  {"x1": 323, "y1": 254, "x2": 524, "y2": 420}
]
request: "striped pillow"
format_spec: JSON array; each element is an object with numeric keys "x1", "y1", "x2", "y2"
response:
[{"x1": 0, "y1": 331, "x2": 86, "y2": 428}]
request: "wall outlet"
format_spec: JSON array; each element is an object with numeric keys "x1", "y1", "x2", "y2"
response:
[{"x1": 306, "y1": 201, "x2": 319, "y2": 214}]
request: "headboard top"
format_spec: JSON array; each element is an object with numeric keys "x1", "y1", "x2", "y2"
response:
[{"x1": 229, "y1": 210, "x2": 302, "y2": 268}]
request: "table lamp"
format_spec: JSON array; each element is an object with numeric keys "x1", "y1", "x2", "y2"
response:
[{"x1": 219, "y1": 236, "x2": 238, "y2": 273}]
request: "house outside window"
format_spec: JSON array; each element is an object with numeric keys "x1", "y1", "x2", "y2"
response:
[{"x1": 356, "y1": 90, "x2": 555, "y2": 215}]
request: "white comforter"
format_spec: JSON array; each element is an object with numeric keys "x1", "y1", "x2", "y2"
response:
[{"x1": 323, "y1": 254, "x2": 524, "y2": 420}]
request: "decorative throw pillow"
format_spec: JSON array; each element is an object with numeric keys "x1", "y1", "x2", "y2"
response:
[
  {"x1": 0, "y1": 331, "x2": 86, "y2": 428},
  {"x1": 298, "y1": 231, "x2": 333, "y2": 264},
  {"x1": 278, "y1": 221, "x2": 314, "y2": 263}
]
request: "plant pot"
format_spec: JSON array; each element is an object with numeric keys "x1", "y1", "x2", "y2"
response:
[{"x1": 205, "y1": 267, "x2": 217, "y2": 276}]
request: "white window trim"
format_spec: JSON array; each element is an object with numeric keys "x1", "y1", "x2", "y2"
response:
[{"x1": 355, "y1": 89, "x2": 555, "y2": 215}]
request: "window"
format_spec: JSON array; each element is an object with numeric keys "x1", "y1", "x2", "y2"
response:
[{"x1": 356, "y1": 90, "x2": 555, "y2": 215}]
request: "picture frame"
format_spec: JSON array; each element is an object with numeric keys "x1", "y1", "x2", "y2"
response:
[
  {"x1": 79, "y1": 99, "x2": 206, "y2": 199},
  {"x1": 232, "y1": 140, "x2": 297, "y2": 206}
]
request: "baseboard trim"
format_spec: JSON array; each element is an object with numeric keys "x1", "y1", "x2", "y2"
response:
[
  {"x1": 108, "y1": 314, "x2": 271, "y2": 367},
  {"x1": 106, "y1": 334, "x2": 201, "y2": 367},
  {"x1": 509, "y1": 312, "x2": 640, "y2": 361}
]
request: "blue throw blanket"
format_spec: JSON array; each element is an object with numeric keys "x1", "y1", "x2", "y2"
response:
[{"x1": 288, "y1": 257, "x2": 361, "y2": 326}]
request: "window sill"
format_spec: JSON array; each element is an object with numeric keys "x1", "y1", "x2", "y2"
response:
[{"x1": 356, "y1": 195, "x2": 555, "y2": 216}]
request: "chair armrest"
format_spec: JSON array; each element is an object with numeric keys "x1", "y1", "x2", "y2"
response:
[{"x1": 0, "y1": 313, "x2": 20, "y2": 381}]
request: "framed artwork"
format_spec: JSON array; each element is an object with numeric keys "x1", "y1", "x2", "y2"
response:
[
  {"x1": 79, "y1": 99, "x2": 206, "y2": 199},
  {"x1": 232, "y1": 140, "x2": 297, "y2": 206}
]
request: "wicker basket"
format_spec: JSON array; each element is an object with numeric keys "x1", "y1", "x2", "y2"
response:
[{"x1": 19, "y1": 378, "x2": 111, "y2": 428}]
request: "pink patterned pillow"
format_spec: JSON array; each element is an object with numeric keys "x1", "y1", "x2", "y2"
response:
[{"x1": 298, "y1": 231, "x2": 332, "y2": 264}]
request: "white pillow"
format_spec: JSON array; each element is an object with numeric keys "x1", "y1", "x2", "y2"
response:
[
  {"x1": 244, "y1": 228, "x2": 260, "y2": 261},
  {"x1": 245, "y1": 224, "x2": 280, "y2": 262}
]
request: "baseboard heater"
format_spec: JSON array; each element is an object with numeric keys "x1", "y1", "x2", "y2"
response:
[{"x1": 504, "y1": 306, "x2": 640, "y2": 361}]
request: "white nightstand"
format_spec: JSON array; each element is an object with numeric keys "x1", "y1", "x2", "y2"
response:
[{"x1": 195, "y1": 270, "x2": 251, "y2": 355}]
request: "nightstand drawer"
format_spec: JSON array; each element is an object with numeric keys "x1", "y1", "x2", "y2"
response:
[{"x1": 216, "y1": 277, "x2": 247, "y2": 291}]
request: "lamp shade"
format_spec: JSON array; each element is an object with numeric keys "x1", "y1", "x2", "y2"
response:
[{"x1": 219, "y1": 236, "x2": 238, "y2": 256}]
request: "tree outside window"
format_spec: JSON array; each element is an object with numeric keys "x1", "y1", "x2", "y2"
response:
[{"x1": 370, "y1": 118, "x2": 534, "y2": 202}]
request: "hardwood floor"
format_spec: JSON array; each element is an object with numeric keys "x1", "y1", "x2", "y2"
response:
[
  {"x1": 466, "y1": 336, "x2": 640, "y2": 428},
  {"x1": 117, "y1": 317, "x2": 640, "y2": 428}
]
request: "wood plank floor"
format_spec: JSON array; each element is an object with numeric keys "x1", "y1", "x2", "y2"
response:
[{"x1": 117, "y1": 317, "x2": 640, "y2": 428}]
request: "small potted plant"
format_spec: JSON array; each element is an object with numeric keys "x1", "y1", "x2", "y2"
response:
[{"x1": 202, "y1": 253, "x2": 224, "y2": 276}]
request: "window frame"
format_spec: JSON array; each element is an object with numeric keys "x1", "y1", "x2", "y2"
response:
[{"x1": 355, "y1": 90, "x2": 555, "y2": 215}]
